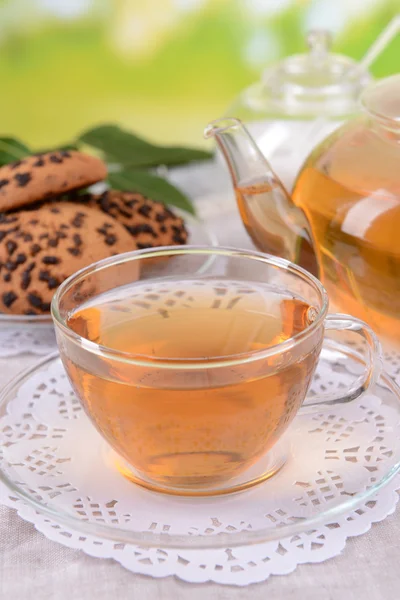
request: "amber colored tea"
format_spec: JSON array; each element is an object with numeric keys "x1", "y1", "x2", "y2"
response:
[
  {"x1": 65, "y1": 280, "x2": 319, "y2": 489},
  {"x1": 294, "y1": 165, "x2": 400, "y2": 340},
  {"x1": 235, "y1": 180, "x2": 319, "y2": 277}
]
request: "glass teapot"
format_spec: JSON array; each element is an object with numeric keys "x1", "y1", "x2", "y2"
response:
[
  {"x1": 226, "y1": 18, "x2": 399, "y2": 190},
  {"x1": 226, "y1": 29, "x2": 371, "y2": 190},
  {"x1": 205, "y1": 74, "x2": 400, "y2": 343}
]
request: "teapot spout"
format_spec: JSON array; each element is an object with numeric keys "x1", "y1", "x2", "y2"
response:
[
  {"x1": 205, "y1": 117, "x2": 319, "y2": 277},
  {"x1": 204, "y1": 117, "x2": 270, "y2": 188}
]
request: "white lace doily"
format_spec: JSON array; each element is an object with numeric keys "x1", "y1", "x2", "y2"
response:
[
  {"x1": 0, "y1": 325, "x2": 57, "y2": 357},
  {"x1": 0, "y1": 350, "x2": 400, "y2": 586}
]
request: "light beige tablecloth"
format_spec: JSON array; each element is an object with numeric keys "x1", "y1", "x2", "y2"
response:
[{"x1": 1, "y1": 187, "x2": 400, "y2": 599}]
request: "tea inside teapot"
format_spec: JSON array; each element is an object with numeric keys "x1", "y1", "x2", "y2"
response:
[{"x1": 293, "y1": 75, "x2": 400, "y2": 341}]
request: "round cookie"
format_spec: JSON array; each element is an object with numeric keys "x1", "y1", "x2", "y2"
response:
[
  {"x1": 85, "y1": 190, "x2": 188, "y2": 249},
  {"x1": 0, "y1": 202, "x2": 134, "y2": 315},
  {"x1": 0, "y1": 150, "x2": 107, "y2": 212}
]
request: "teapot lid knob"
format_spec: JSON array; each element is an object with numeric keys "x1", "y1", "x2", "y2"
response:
[{"x1": 307, "y1": 29, "x2": 332, "y2": 60}]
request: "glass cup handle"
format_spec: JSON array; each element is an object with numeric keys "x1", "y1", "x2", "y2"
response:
[{"x1": 301, "y1": 313, "x2": 383, "y2": 413}]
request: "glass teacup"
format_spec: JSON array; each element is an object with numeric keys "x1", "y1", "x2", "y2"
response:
[{"x1": 52, "y1": 246, "x2": 381, "y2": 496}]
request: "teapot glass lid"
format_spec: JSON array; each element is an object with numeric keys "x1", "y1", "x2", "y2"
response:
[
  {"x1": 259, "y1": 30, "x2": 370, "y2": 117},
  {"x1": 240, "y1": 18, "x2": 399, "y2": 120}
]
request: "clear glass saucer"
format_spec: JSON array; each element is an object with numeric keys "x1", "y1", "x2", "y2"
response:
[{"x1": 0, "y1": 341, "x2": 400, "y2": 550}]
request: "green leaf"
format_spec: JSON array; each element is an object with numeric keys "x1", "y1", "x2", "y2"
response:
[
  {"x1": 0, "y1": 137, "x2": 30, "y2": 166},
  {"x1": 35, "y1": 143, "x2": 79, "y2": 154},
  {"x1": 78, "y1": 124, "x2": 212, "y2": 168},
  {"x1": 108, "y1": 169, "x2": 196, "y2": 215}
]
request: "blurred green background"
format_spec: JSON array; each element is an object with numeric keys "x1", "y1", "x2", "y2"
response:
[{"x1": 1, "y1": 0, "x2": 399, "y2": 148}]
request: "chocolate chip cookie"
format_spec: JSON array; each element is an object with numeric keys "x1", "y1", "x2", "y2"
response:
[
  {"x1": 0, "y1": 150, "x2": 107, "y2": 212},
  {"x1": 85, "y1": 190, "x2": 188, "y2": 249},
  {"x1": 0, "y1": 202, "x2": 134, "y2": 314}
]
